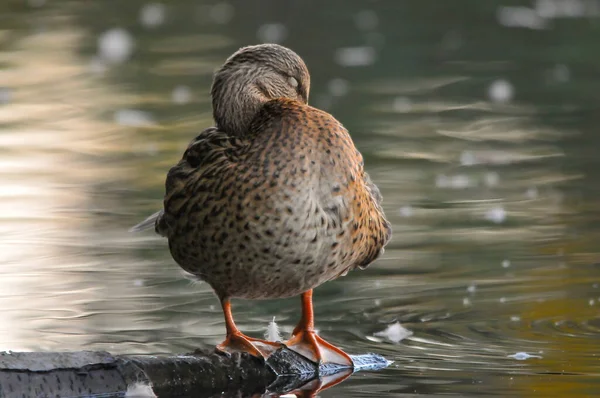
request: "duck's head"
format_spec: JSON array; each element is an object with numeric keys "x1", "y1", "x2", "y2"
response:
[{"x1": 211, "y1": 44, "x2": 310, "y2": 136}]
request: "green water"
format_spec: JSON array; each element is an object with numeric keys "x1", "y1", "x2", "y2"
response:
[{"x1": 1, "y1": 0, "x2": 599, "y2": 396}]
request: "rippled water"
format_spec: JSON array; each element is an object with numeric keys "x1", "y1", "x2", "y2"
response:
[{"x1": 1, "y1": 1, "x2": 599, "y2": 396}]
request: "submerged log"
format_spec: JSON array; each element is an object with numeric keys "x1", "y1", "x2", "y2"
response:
[{"x1": 0, "y1": 347, "x2": 391, "y2": 397}]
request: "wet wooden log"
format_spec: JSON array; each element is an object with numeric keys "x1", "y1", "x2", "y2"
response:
[{"x1": 0, "y1": 347, "x2": 390, "y2": 397}]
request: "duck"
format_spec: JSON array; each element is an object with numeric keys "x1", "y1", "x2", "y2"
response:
[{"x1": 131, "y1": 43, "x2": 391, "y2": 367}]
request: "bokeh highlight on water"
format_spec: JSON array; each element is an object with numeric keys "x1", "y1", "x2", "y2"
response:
[{"x1": 1, "y1": 1, "x2": 599, "y2": 396}]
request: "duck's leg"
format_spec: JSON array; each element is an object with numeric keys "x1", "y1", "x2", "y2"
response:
[
  {"x1": 285, "y1": 290, "x2": 354, "y2": 367},
  {"x1": 216, "y1": 297, "x2": 282, "y2": 358}
]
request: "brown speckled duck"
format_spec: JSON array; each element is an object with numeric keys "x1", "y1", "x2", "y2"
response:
[{"x1": 131, "y1": 44, "x2": 391, "y2": 367}]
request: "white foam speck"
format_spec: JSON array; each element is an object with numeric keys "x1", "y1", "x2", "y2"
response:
[
  {"x1": 463, "y1": 297, "x2": 471, "y2": 307},
  {"x1": 589, "y1": 299, "x2": 595, "y2": 306},
  {"x1": 133, "y1": 279, "x2": 144, "y2": 287},
  {"x1": 98, "y1": 28, "x2": 135, "y2": 64},
  {"x1": 510, "y1": 316, "x2": 521, "y2": 322},
  {"x1": 328, "y1": 78, "x2": 349, "y2": 97},
  {"x1": 485, "y1": 206, "x2": 506, "y2": 224},
  {"x1": 399, "y1": 205, "x2": 413, "y2": 218},
  {"x1": 467, "y1": 283, "x2": 477, "y2": 294},
  {"x1": 374, "y1": 322, "x2": 413, "y2": 343},
  {"x1": 209, "y1": 2, "x2": 234, "y2": 24},
  {"x1": 393, "y1": 96, "x2": 412, "y2": 113},
  {"x1": 488, "y1": 79, "x2": 514, "y2": 103},
  {"x1": 172, "y1": 85, "x2": 192, "y2": 104},
  {"x1": 374, "y1": 299, "x2": 381, "y2": 306},
  {"x1": 499, "y1": 297, "x2": 507, "y2": 303},
  {"x1": 502, "y1": 259, "x2": 511, "y2": 268},
  {"x1": 355, "y1": 10, "x2": 379, "y2": 31},
  {"x1": 264, "y1": 317, "x2": 282, "y2": 341},
  {"x1": 126, "y1": 382, "x2": 156, "y2": 397},
  {"x1": 140, "y1": 3, "x2": 166, "y2": 28},
  {"x1": 114, "y1": 109, "x2": 155, "y2": 127},
  {"x1": 526, "y1": 186, "x2": 539, "y2": 199},
  {"x1": 497, "y1": 6, "x2": 546, "y2": 29},
  {"x1": 436, "y1": 174, "x2": 472, "y2": 189},
  {"x1": 257, "y1": 23, "x2": 288, "y2": 43},
  {"x1": 508, "y1": 352, "x2": 542, "y2": 360},
  {"x1": 334, "y1": 46, "x2": 376, "y2": 67}
]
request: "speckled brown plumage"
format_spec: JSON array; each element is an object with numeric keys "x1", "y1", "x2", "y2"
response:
[
  {"x1": 159, "y1": 98, "x2": 390, "y2": 300},
  {"x1": 132, "y1": 44, "x2": 391, "y2": 367}
]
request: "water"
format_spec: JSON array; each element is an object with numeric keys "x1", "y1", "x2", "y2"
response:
[{"x1": 1, "y1": 0, "x2": 599, "y2": 396}]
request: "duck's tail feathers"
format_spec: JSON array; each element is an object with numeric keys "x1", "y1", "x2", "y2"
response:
[{"x1": 129, "y1": 210, "x2": 163, "y2": 232}]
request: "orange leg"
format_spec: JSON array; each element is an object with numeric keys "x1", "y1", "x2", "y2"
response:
[
  {"x1": 215, "y1": 297, "x2": 282, "y2": 358},
  {"x1": 285, "y1": 290, "x2": 354, "y2": 367}
]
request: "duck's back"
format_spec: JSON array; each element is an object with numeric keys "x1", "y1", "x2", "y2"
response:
[{"x1": 160, "y1": 98, "x2": 391, "y2": 299}]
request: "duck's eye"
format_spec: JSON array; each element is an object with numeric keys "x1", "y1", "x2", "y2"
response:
[{"x1": 288, "y1": 76, "x2": 299, "y2": 88}]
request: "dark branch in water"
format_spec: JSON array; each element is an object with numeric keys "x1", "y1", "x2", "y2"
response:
[{"x1": 0, "y1": 347, "x2": 390, "y2": 397}]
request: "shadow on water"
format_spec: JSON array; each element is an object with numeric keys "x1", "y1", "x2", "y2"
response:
[{"x1": 1, "y1": 0, "x2": 599, "y2": 396}]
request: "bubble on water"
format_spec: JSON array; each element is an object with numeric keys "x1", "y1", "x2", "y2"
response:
[
  {"x1": 257, "y1": 23, "x2": 288, "y2": 43},
  {"x1": 115, "y1": 109, "x2": 155, "y2": 127},
  {"x1": 172, "y1": 85, "x2": 192, "y2": 104},
  {"x1": 508, "y1": 352, "x2": 542, "y2": 360},
  {"x1": 334, "y1": 46, "x2": 376, "y2": 67},
  {"x1": 460, "y1": 150, "x2": 476, "y2": 166},
  {"x1": 374, "y1": 322, "x2": 413, "y2": 343},
  {"x1": 98, "y1": 28, "x2": 135, "y2": 64},
  {"x1": 264, "y1": 317, "x2": 282, "y2": 341},
  {"x1": 140, "y1": 3, "x2": 166, "y2": 28},
  {"x1": 209, "y1": 2, "x2": 234, "y2": 24},
  {"x1": 484, "y1": 172, "x2": 500, "y2": 187},
  {"x1": 355, "y1": 10, "x2": 379, "y2": 31},
  {"x1": 497, "y1": 6, "x2": 545, "y2": 29},
  {"x1": 589, "y1": 299, "x2": 595, "y2": 306},
  {"x1": 328, "y1": 78, "x2": 349, "y2": 97},
  {"x1": 467, "y1": 283, "x2": 477, "y2": 294},
  {"x1": 485, "y1": 206, "x2": 506, "y2": 224},
  {"x1": 510, "y1": 316, "x2": 521, "y2": 322},
  {"x1": 393, "y1": 96, "x2": 412, "y2": 113},
  {"x1": 526, "y1": 186, "x2": 539, "y2": 199},
  {"x1": 502, "y1": 259, "x2": 511, "y2": 268},
  {"x1": 499, "y1": 297, "x2": 507, "y2": 303},
  {"x1": 462, "y1": 297, "x2": 472, "y2": 307},
  {"x1": 0, "y1": 87, "x2": 11, "y2": 105},
  {"x1": 488, "y1": 79, "x2": 514, "y2": 103},
  {"x1": 399, "y1": 205, "x2": 413, "y2": 218},
  {"x1": 133, "y1": 279, "x2": 144, "y2": 287}
]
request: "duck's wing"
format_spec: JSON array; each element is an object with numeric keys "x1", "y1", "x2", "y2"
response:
[
  {"x1": 248, "y1": 98, "x2": 391, "y2": 271},
  {"x1": 129, "y1": 127, "x2": 243, "y2": 237}
]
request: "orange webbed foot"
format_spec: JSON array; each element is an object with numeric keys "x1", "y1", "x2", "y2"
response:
[
  {"x1": 216, "y1": 332, "x2": 283, "y2": 358},
  {"x1": 285, "y1": 328, "x2": 354, "y2": 367}
]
